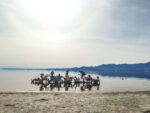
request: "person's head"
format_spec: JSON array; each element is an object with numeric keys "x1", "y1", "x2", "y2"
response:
[
  {"x1": 51, "y1": 71, "x2": 54, "y2": 76},
  {"x1": 40, "y1": 73, "x2": 44, "y2": 78},
  {"x1": 97, "y1": 76, "x2": 99, "y2": 80}
]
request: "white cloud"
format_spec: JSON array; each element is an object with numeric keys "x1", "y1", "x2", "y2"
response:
[{"x1": 0, "y1": 0, "x2": 150, "y2": 67}]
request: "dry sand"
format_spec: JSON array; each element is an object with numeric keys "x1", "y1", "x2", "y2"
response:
[{"x1": 0, "y1": 91, "x2": 150, "y2": 113}]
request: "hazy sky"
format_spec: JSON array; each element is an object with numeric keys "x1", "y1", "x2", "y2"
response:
[{"x1": 0, "y1": 0, "x2": 150, "y2": 68}]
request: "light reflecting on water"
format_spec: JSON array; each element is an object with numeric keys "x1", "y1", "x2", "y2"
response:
[{"x1": 0, "y1": 69, "x2": 150, "y2": 92}]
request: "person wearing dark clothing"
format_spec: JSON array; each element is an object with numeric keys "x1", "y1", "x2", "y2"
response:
[{"x1": 87, "y1": 75, "x2": 92, "y2": 86}]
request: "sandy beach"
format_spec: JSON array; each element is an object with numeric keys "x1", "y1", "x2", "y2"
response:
[{"x1": 0, "y1": 91, "x2": 150, "y2": 113}]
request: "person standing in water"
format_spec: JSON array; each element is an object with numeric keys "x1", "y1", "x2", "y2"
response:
[{"x1": 50, "y1": 71, "x2": 55, "y2": 84}]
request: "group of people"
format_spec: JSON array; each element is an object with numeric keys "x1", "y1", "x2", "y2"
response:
[{"x1": 31, "y1": 71, "x2": 100, "y2": 91}]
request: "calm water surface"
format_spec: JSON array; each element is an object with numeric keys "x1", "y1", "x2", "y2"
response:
[{"x1": 0, "y1": 69, "x2": 150, "y2": 92}]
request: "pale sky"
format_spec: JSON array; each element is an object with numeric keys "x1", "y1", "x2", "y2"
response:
[{"x1": 0, "y1": 0, "x2": 150, "y2": 68}]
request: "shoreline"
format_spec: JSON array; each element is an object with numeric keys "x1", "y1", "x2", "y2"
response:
[{"x1": 0, "y1": 90, "x2": 150, "y2": 94}]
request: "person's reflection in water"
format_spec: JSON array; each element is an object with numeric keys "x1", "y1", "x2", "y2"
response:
[
  {"x1": 80, "y1": 81, "x2": 85, "y2": 92},
  {"x1": 40, "y1": 85, "x2": 44, "y2": 91},
  {"x1": 64, "y1": 83, "x2": 69, "y2": 91},
  {"x1": 73, "y1": 82, "x2": 79, "y2": 90},
  {"x1": 57, "y1": 83, "x2": 61, "y2": 91},
  {"x1": 80, "y1": 86, "x2": 85, "y2": 92},
  {"x1": 97, "y1": 85, "x2": 100, "y2": 90},
  {"x1": 87, "y1": 84, "x2": 92, "y2": 91},
  {"x1": 77, "y1": 77, "x2": 80, "y2": 87},
  {"x1": 36, "y1": 81, "x2": 100, "y2": 92},
  {"x1": 50, "y1": 83, "x2": 54, "y2": 91}
]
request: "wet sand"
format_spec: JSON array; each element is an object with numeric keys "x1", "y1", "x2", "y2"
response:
[{"x1": 0, "y1": 91, "x2": 150, "y2": 113}]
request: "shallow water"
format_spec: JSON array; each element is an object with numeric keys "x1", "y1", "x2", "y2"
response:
[{"x1": 0, "y1": 69, "x2": 150, "y2": 92}]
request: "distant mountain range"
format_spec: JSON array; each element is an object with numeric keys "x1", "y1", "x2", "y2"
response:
[
  {"x1": 69, "y1": 62, "x2": 150, "y2": 79},
  {"x1": 1, "y1": 62, "x2": 150, "y2": 79}
]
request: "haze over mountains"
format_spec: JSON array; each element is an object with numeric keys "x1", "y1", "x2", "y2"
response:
[{"x1": 1, "y1": 62, "x2": 150, "y2": 79}]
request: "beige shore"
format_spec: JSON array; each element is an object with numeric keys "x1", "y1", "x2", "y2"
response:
[{"x1": 0, "y1": 91, "x2": 150, "y2": 113}]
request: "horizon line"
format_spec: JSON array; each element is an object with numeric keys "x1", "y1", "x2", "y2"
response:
[{"x1": 0, "y1": 61, "x2": 150, "y2": 69}]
